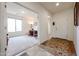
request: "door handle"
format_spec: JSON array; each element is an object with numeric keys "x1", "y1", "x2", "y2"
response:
[{"x1": 6, "y1": 34, "x2": 9, "y2": 46}]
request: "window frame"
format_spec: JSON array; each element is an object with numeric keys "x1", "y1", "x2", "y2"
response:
[{"x1": 7, "y1": 17, "x2": 22, "y2": 33}]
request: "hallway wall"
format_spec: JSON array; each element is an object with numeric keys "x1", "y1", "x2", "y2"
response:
[{"x1": 50, "y1": 8, "x2": 74, "y2": 41}]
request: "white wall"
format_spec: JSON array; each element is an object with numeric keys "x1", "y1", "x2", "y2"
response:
[
  {"x1": 74, "y1": 26, "x2": 79, "y2": 56},
  {"x1": 74, "y1": 26, "x2": 77, "y2": 55},
  {"x1": 75, "y1": 26, "x2": 79, "y2": 56},
  {"x1": 50, "y1": 8, "x2": 74, "y2": 41}
]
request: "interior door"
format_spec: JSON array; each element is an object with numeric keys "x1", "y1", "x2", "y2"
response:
[{"x1": 0, "y1": 2, "x2": 7, "y2": 56}]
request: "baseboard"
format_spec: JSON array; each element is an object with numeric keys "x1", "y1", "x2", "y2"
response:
[{"x1": 50, "y1": 37, "x2": 74, "y2": 42}]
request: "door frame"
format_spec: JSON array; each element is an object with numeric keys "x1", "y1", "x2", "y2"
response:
[{"x1": 0, "y1": 2, "x2": 7, "y2": 56}]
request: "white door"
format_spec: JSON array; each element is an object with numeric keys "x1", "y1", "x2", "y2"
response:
[{"x1": 0, "y1": 2, "x2": 7, "y2": 56}]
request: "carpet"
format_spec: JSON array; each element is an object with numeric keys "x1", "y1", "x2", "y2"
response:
[{"x1": 39, "y1": 38, "x2": 76, "y2": 56}]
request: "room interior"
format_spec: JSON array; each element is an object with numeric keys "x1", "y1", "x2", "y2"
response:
[
  {"x1": 0, "y1": 2, "x2": 79, "y2": 56},
  {"x1": 6, "y1": 2, "x2": 40, "y2": 56}
]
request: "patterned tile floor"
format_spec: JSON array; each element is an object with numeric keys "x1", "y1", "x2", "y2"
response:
[{"x1": 40, "y1": 38, "x2": 76, "y2": 56}]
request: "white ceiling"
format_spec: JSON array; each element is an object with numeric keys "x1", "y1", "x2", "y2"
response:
[
  {"x1": 7, "y1": 2, "x2": 74, "y2": 16},
  {"x1": 7, "y1": 2, "x2": 38, "y2": 18},
  {"x1": 7, "y1": 2, "x2": 38, "y2": 24},
  {"x1": 40, "y1": 2, "x2": 74, "y2": 14}
]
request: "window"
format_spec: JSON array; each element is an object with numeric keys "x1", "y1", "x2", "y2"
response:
[
  {"x1": 7, "y1": 18, "x2": 15, "y2": 32},
  {"x1": 7, "y1": 18, "x2": 22, "y2": 32},
  {"x1": 16, "y1": 20, "x2": 22, "y2": 31}
]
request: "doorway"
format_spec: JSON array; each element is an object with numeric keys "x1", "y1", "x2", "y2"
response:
[{"x1": 6, "y1": 2, "x2": 39, "y2": 56}]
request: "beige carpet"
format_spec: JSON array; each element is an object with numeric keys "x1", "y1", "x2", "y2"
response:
[{"x1": 40, "y1": 38, "x2": 76, "y2": 56}]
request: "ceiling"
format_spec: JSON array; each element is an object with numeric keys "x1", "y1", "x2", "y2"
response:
[
  {"x1": 7, "y1": 2, "x2": 75, "y2": 16},
  {"x1": 7, "y1": 2, "x2": 38, "y2": 18},
  {"x1": 40, "y1": 2, "x2": 74, "y2": 14},
  {"x1": 7, "y1": 2, "x2": 38, "y2": 24}
]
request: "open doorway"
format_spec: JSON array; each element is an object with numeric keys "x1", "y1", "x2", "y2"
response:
[{"x1": 6, "y1": 2, "x2": 39, "y2": 56}]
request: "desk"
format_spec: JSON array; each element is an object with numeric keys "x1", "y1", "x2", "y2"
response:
[{"x1": 29, "y1": 30, "x2": 38, "y2": 37}]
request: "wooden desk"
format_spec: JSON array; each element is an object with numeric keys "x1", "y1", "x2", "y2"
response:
[{"x1": 29, "y1": 30, "x2": 38, "y2": 37}]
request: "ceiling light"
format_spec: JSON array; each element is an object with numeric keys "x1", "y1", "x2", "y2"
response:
[
  {"x1": 21, "y1": 11, "x2": 25, "y2": 13},
  {"x1": 56, "y1": 2, "x2": 59, "y2": 6},
  {"x1": 48, "y1": 16, "x2": 50, "y2": 18}
]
